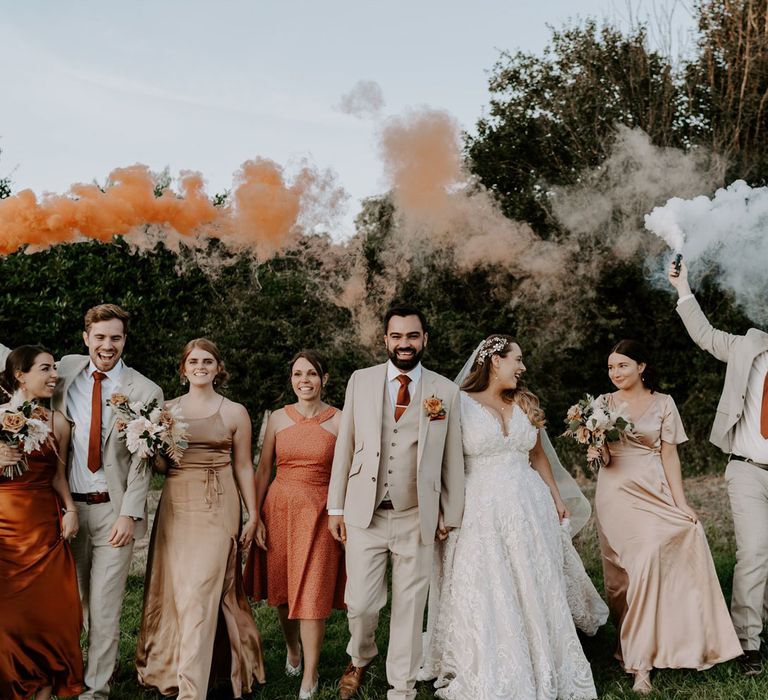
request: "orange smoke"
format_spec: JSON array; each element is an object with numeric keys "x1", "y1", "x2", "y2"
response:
[
  {"x1": 0, "y1": 159, "x2": 343, "y2": 257},
  {"x1": 380, "y1": 108, "x2": 463, "y2": 222},
  {"x1": 377, "y1": 107, "x2": 568, "y2": 280}
]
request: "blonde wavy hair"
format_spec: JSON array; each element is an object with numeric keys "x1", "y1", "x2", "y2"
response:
[{"x1": 461, "y1": 334, "x2": 546, "y2": 428}]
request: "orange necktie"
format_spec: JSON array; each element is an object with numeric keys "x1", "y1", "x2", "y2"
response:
[
  {"x1": 761, "y1": 372, "x2": 768, "y2": 439},
  {"x1": 394, "y1": 374, "x2": 411, "y2": 422},
  {"x1": 88, "y1": 371, "x2": 107, "y2": 473}
]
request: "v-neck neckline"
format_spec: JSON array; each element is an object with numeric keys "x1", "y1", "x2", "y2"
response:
[
  {"x1": 609, "y1": 391, "x2": 656, "y2": 425},
  {"x1": 464, "y1": 391, "x2": 514, "y2": 438}
]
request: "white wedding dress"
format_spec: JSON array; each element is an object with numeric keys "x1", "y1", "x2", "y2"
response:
[{"x1": 420, "y1": 392, "x2": 607, "y2": 700}]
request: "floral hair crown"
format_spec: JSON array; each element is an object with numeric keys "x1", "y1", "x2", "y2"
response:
[{"x1": 476, "y1": 336, "x2": 508, "y2": 365}]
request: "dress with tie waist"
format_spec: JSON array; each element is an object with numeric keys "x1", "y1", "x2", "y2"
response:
[
  {"x1": 595, "y1": 392, "x2": 741, "y2": 673},
  {"x1": 136, "y1": 399, "x2": 265, "y2": 699}
]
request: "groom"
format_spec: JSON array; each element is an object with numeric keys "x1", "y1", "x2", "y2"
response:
[
  {"x1": 327, "y1": 304, "x2": 464, "y2": 700},
  {"x1": 1, "y1": 304, "x2": 163, "y2": 699},
  {"x1": 669, "y1": 261, "x2": 768, "y2": 676}
]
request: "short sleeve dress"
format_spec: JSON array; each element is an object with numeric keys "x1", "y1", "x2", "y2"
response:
[{"x1": 595, "y1": 392, "x2": 742, "y2": 673}]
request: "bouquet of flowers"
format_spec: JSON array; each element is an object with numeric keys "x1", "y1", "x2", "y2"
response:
[
  {"x1": 0, "y1": 393, "x2": 52, "y2": 478},
  {"x1": 562, "y1": 394, "x2": 634, "y2": 472},
  {"x1": 108, "y1": 394, "x2": 189, "y2": 470}
]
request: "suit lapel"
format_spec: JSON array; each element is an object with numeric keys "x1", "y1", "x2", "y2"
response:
[
  {"x1": 105, "y1": 366, "x2": 134, "y2": 443},
  {"x1": 416, "y1": 370, "x2": 433, "y2": 469},
  {"x1": 373, "y1": 363, "x2": 386, "y2": 450},
  {"x1": 55, "y1": 357, "x2": 89, "y2": 417}
]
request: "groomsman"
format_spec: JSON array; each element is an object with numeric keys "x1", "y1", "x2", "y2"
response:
[
  {"x1": 1, "y1": 304, "x2": 163, "y2": 699},
  {"x1": 327, "y1": 304, "x2": 464, "y2": 699},
  {"x1": 670, "y1": 261, "x2": 768, "y2": 676}
]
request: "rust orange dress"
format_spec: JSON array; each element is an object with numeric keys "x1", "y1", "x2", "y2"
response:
[
  {"x1": 246, "y1": 404, "x2": 345, "y2": 619},
  {"x1": 0, "y1": 434, "x2": 84, "y2": 700}
]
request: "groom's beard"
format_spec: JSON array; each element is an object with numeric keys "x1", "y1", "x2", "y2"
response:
[{"x1": 388, "y1": 346, "x2": 424, "y2": 371}]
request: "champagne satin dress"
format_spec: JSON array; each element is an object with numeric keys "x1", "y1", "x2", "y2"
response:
[
  {"x1": 136, "y1": 400, "x2": 265, "y2": 699},
  {"x1": 245, "y1": 404, "x2": 345, "y2": 618},
  {"x1": 595, "y1": 392, "x2": 741, "y2": 672},
  {"x1": 0, "y1": 430, "x2": 84, "y2": 700}
]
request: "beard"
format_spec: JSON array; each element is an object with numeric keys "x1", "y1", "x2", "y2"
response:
[{"x1": 387, "y1": 345, "x2": 424, "y2": 371}]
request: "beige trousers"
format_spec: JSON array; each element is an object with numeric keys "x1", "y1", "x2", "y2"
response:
[
  {"x1": 725, "y1": 459, "x2": 768, "y2": 651},
  {"x1": 71, "y1": 501, "x2": 135, "y2": 700},
  {"x1": 345, "y1": 507, "x2": 433, "y2": 700}
]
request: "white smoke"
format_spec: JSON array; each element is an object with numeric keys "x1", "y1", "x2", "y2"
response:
[
  {"x1": 644, "y1": 180, "x2": 768, "y2": 325},
  {"x1": 337, "y1": 80, "x2": 385, "y2": 119}
]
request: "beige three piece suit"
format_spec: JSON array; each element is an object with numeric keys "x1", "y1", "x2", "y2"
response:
[
  {"x1": 0, "y1": 343, "x2": 162, "y2": 699},
  {"x1": 678, "y1": 297, "x2": 768, "y2": 650},
  {"x1": 328, "y1": 362, "x2": 464, "y2": 700}
]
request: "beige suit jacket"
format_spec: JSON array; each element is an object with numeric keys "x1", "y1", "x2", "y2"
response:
[
  {"x1": 327, "y1": 363, "x2": 464, "y2": 545},
  {"x1": 0, "y1": 344, "x2": 162, "y2": 539},
  {"x1": 677, "y1": 296, "x2": 768, "y2": 454}
]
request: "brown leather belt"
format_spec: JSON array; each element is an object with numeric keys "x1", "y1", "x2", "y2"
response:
[
  {"x1": 72, "y1": 491, "x2": 111, "y2": 504},
  {"x1": 730, "y1": 455, "x2": 768, "y2": 470},
  {"x1": 378, "y1": 500, "x2": 394, "y2": 510}
]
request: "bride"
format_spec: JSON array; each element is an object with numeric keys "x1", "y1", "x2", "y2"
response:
[{"x1": 421, "y1": 335, "x2": 607, "y2": 700}]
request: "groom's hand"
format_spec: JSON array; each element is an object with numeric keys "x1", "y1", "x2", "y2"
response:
[
  {"x1": 328, "y1": 515, "x2": 346, "y2": 548},
  {"x1": 108, "y1": 515, "x2": 136, "y2": 547},
  {"x1": 435, "y1": 512, "x2": 452, "y2": 541}
]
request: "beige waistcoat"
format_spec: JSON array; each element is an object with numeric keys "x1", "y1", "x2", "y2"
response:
[{"x1": 377, "y1": 387, "x2": 419, "y2": 510}]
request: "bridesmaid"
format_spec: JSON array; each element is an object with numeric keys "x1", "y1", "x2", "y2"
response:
[
  {"x1": 246, "y1": 350, "x2": 344, "y2": 699},
  {"x1": 0, "y1": 346, "x2": 84, "y2": 700},
  {"x1": 135, "y1": 338, "x2": 266, "y2": 699},
  {"x1": 594, "y1": 339, "x2": 741, "y2": 694}
]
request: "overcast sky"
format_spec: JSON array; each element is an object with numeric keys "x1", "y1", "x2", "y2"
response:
[{"x1": 1, "y1": 0, "x2": 694, "y2": 233}]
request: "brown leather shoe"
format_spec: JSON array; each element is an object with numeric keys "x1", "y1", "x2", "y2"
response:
[{"x1": 338, "y1": 661, "x2": 369, "y2": 699}]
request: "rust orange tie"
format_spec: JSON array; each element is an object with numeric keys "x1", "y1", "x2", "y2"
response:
[
  {"x1": 88, "y1": 371, "x2": 107, "y2": 473},
  {"x1": 761, "y1": 371, "x2": 768, "y2": 439},
  {"x1": 394, "y1": 374, "x2": 411, "y2": 422}
]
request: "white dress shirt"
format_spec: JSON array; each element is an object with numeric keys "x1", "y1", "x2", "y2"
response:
[
  {"x1": 731, "y1": 350, "x2": 768, "y2": 463},
  {"x1": 68, "y1": 359, "x2": 124, "y2": 493},
  {"x1": 386, "y1": 360, "x2": 422, "y2": 410}
]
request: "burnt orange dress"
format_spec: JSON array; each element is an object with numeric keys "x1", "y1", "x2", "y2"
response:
[
  {"x1": 246, "y1": 404, "x2": 345, "y2": 619},
  {"x1": 0, "y1": 435, "x2": 84, "y2": 700}
]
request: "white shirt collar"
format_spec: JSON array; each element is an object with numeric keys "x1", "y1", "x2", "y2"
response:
[
  {"x1": 86, "y1": 358, "x2": 124, "y2": 382},
  {"x1": 387, "y1": 360, "x2": 422, "y2": 385}
]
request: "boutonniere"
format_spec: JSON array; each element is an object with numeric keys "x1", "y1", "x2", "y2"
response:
[{"x1": 423, "y1": 395, "x2": 446, "y2": 421}]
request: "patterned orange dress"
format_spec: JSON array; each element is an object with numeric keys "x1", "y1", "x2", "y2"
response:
[{"x1": 246, "y1": 404, "x2": 345, "y2": 619}]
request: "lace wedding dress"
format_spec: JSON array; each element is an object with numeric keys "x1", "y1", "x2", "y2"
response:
[{"x1": 420, "y1": 392, "x2": 606, "y2": 700}]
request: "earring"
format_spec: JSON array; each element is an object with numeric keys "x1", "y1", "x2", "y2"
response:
[{"x1": 181, "y1": 377, "x2": 188, "y2": 386}]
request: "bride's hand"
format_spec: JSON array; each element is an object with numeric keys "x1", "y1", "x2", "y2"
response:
[{"x1": 553, "y1": 497, "x2": 570, "y2": 522}]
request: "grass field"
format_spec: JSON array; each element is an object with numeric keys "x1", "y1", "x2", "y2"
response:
[{"x1": 104, "y1": 474, "x2": 768, "y2": 700}]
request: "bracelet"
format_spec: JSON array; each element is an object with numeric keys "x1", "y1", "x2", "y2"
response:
[{"x1": 62, "y1": 508, "x2": 77, "y2": 514}]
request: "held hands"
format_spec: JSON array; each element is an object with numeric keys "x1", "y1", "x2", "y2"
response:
[
  {"x1": 253, "y1": 519, "x2": 267, "y2": 550},
  {"x1": 328, "y1": 514, "x2": 347, "y2": 548},
  {"x1": 108, "y1": 515, "x2": 136, "y2": 548},
  {"x1": 667, "y1": 258, "x2": 692, "y2": 297},
  {"x1": 435, "y1": 511, "x2": 452, "y2": 542},
  {"x1": 239, "y1": 518, "x2": 259, "y2": 549},
  {"x1": 61, "y1": 510, "x2": 79, "y2": 541}
]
